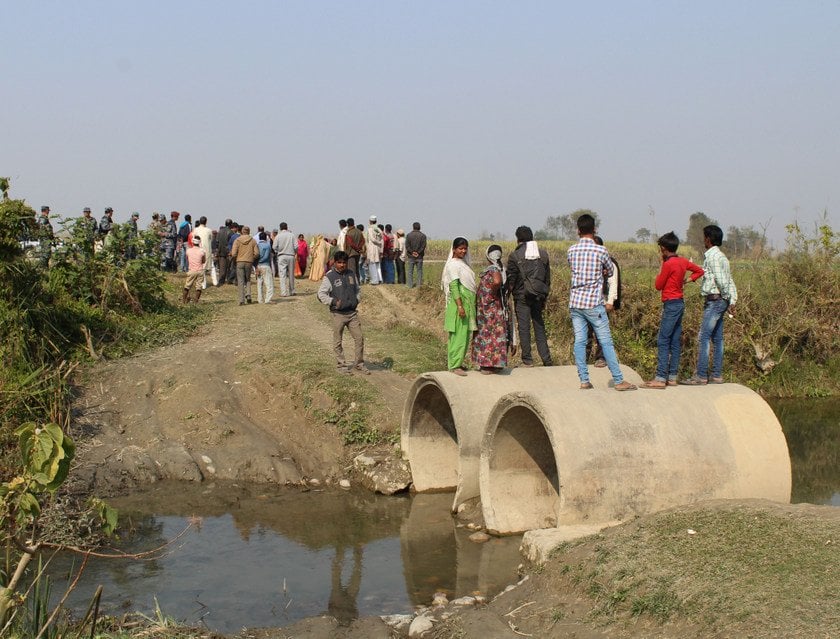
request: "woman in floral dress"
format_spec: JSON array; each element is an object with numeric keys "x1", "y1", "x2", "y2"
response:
[{"x1": 471, "y1": 244, "x2": 509, "y2": 374}]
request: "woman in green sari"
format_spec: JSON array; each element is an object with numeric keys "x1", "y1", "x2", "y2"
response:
[{"x1": 441, "y1": 237, "x2": 477, "y2": 376}]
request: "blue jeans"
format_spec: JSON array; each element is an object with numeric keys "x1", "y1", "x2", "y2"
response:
[
  {"x1": 655, "y1": 299, "x2": 685, "y2": 381},
  {"x1": 382, "y1": 258, "x2": 395, "y2": 283},
  {"x1": 571, "y1": 306, "x2": 624, "y2": 384},
  {"x1": 695, "y1": 298, "x2": 728, "y2": 379}
]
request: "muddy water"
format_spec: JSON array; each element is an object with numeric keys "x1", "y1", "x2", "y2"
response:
[
  {"x1": 49, "y1": 487, "x2": 522, "y2": 633},
  {"x1": 49, "y1": 398, "x2": 838, "y2": 632}
]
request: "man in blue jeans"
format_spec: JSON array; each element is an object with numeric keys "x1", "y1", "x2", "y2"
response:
[
  {"x1": 681, "y1": 225, "x2": 738, "y2": 385},
  {"x1": 567, "y1": 213, "x2": 636, "y2": 391}
]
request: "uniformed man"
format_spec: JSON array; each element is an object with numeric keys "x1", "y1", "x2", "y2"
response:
[
  {"x1": 162, "y1": 211, "x2": 180, "y2": 271},
  {"x1": 37, "y1": 205, "x2": 54, "y2": 267}
]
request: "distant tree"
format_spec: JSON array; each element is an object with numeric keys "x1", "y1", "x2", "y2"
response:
[
  {"x1": 724, "y1": 225, "x2": 766, "y2": 258},
  {"x1": 539, "y1": 209, "x2": 601, "y2": 241},
  {"x1": 635, "y1": 227, "x2": 653, "y2": 244},
  {"x1": 685, "y1": 211, "x2": 717, "y2": 254}
]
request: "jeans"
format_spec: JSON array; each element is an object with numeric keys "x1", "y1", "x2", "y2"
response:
[
  {"x1": 655, "y1": 299, "x2": 685, "y2": 381},
  {"x1": 382, "y1": 258, "x2": 395, "y2": 283},
  {"x1": 407, "y1": 257, "x2": 423, "y2": 288},
  {"x1": 695, "y1": 298, "x2": 728, "y2": 379},
  {"x1": 571, "y1": 305, "x2": 624, "y2": 384},
  {"x1": 515, "y1": 296, "x2": 552, "y2": 366}
]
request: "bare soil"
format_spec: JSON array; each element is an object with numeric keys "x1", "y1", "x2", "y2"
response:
[{"x1": 68, "y1": 276, "x2": 839, "y2": 639}]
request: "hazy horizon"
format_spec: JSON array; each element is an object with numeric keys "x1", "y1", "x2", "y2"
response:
[{"x1": 4, "y1": 1, "x2": 838, "y2": 248}]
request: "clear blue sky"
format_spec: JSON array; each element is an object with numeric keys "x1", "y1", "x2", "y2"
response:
[{"x1": 4, "y1": 0, "x2": 838, "y2": 246}]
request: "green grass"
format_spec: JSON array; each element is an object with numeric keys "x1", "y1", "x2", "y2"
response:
[{"x1": 550, "y1": 504, "x2": 840, "y2": 634}]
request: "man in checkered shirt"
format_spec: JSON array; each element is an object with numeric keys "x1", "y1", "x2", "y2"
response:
[{"x1": 567, "y1": 213, "x2": 637, "y2": 391}]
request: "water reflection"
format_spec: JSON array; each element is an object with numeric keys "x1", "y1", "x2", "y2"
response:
[
  {"x1": 771, "y1": 397, "x2": 840, "y2": 505},
  {"x1": 48, "y1": 484, "x2": 522, "y2": 633}
]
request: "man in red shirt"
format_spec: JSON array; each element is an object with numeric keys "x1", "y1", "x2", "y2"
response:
[{"x1": 643, "y1": 231, "x2": 704, "y2": 389}]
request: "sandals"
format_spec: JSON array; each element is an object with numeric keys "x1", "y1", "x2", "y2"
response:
[
  {"x1": 580, "y1": 382, "x2": 594, "y2": 390},
  {"x1": 451, "y1": 368, "x2": 468, "y2": 377},
  {"x1": 679, "y1": 376, "x2": 708, "y2": 386},
  {"x1": 642, "y1": 380, "x2": 667, "y2": 389}
]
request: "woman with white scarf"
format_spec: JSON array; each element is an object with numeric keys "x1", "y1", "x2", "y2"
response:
[
  {"x1": 471, "y1": 244, "x2": 510, "y2": 373},
  {"x1": 441, "y1": 237, "x2": 477, "y2": 376}
]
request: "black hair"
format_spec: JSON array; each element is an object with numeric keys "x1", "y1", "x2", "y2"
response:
[
  {"x1": 487, "y1": 243, "x2": 502, "y2": 254},
  {"x1": 593, "y1": 235, "x2": 604, "y2": 246},
  {"x1": 339, "y1": 219, "x2": 347, "y2": 228},
  {"x1": 280, "y1": 222, "x2": 288, "y2": 230},
  {"x1": 412, "y1": 222, "x2": 421, "y2": 230},
  {"x1": 452, "y1": 236, "x2": 469, "y2": 250},
  {"x1": 199, "y1": 216, "x2": 207, "y2": 225},
  {"x1": 334, "y1": 250, "x2": 348, "y2": 262},
  {"x1": 385, "y1": 223, "x2": 392, "y2": 232},
  {"x1": 577, "y1": 213, "x2": 595, "y2": 235},
  {"x1": 185, "y1": 214, "x2": 192, "y2": 222},
  {"x1": 259, "y1": 232, "x2": 268, "y2": 241},
  {"x1": 346, "y1": 217, "x2": 355, "y2": 226},
  {"x1": 658, "y1": 231, "x2": 680, "y2": 253},
  {"x1": 703, "y1": 225, "x2": 723, "y2": 247},
  {"x1": 515, "y1": 226, "x2": 533, "y2": 243}
]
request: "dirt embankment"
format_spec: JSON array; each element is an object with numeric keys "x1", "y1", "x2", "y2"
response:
[{"x1": 69, "y1": 278, "x2": 414, "y2": 497}]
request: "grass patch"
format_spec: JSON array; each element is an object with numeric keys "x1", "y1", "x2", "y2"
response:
[{"x1": 548, "y1": 503, "x2": 840, "y2": 635}]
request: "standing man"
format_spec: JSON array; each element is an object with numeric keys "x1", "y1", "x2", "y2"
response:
[
  {"x1": 681, "y1": 225, "x2": 738, "y2": 385},
  {"x1": 382, "y1": 224, "x2": 396, "y2": 283},
  {"x1": 177, "y1": 214, "x2": 192, "y2": 272},
  {"x1": 365, "y1": 215, "x2": 383, "y2": 285},
  {"x1": 99, "y1": 207, "x2": 114, "y2": 236},
  {"x1": 273, "y1": 222, "x2": 297, "y2": 297},
  {"x1": 394, "y1": 228, "x2": 406, "y2": 284},
  {"x1": 36, "y1": 206, "x2": 54, "y2": 267},
  {"x1": 230, "y1": 225, "x2": 259, "y2": 305},
  {"x1": 337, "y1": 219, "x2": 348, "y2": 251},
  {"x1": 182, "y1": 236, "x2": 206, "y2": 304},
  {"x1": 216, "y1": 219, "x2": 232, "y2": 286},
  {"x1": 567, "y1": 214, "x2": 636, "y2": 391},
  {"x1": 125, "y1": 212, "x2": 140, "y2": 260},
  {"x1": 193, "y1": 216, "x2": 213, "y2": 287},
  {"x1": 77, "y1": 207, "x2": 98, "y2": 256},
  {"x1": 507, "y1": 225, "x2": 553, "y2": 368},
  {"x1": 317, "y1": 250, "x2": 370, "y2": 374},
  {"x1": 343, "y1": 217, "x2": 365, "y2": 280},
  {"x1": 162, "y1": 211, "x2": 180, "y2": 271},
  {"x1": 404, "y1": 222, "x2": 427, "y2": 288}
]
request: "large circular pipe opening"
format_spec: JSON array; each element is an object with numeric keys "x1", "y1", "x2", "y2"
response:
[
  {"x1": 406, "y1": 383, "x2": 459, "y2": 492},
  {"x1": 485, "y1": 405, "x2": 559, "y2": 533}
]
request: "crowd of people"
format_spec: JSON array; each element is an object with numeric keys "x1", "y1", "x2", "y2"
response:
[
  {"x1": 441, "y1": 214, "x2": 737, "y2": 391},
  {"x1": 32, "y1": 206, "x2": 737, "y2": 387}
]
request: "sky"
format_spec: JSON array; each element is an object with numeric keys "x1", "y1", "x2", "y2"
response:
[{"x1": 4, "y1": 0, "x2": 838, "y2": 246}]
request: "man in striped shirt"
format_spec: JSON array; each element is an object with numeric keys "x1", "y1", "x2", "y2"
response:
[
  {"x1": 681, "y1": 224, "x2": 738, "y2": 385},
  {"x1": 567, "y1": 214, "x2": 637, "y2": 391}
]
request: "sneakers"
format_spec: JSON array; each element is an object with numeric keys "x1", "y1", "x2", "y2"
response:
[{"x1": 679, "y1": 376, "x2": 708, "y2": 386}]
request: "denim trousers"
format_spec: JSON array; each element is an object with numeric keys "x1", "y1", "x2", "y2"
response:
[
  {"x1": 407, "y1": 257, "x2": 423, "y2": 288},
  {"x1": 571, "y1": 305, "x2": 624, "y2": 383},
  {"x1": 695, "y1": 298, "x2": 728, "y2": 379},
  {"x1": 655, "y1": 299, "x2": 685, "y2": 381}
]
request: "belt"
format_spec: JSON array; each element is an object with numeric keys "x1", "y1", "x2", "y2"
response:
[{"x1": 706, "y1": 294, "x2": 723, "y2": 301}]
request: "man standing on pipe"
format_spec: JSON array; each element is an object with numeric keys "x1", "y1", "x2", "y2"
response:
[{"x1": 567, "y1": 213, "x2": 637, "y2": 391}]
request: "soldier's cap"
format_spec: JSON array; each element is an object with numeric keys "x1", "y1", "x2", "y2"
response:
[
  {"x1": 192, "y1": 236, "x2": 201, "y2": 245},
  {"x1": 105, "y1": 207, "x2": 113, "y2": 213},
  {"x1": 41, "y1": 205, "x2": 50, "y2": 212},
  {"x1": 131, "y1": 211, "x2": 140, "y2": 218},
  {"x1": 171, "y1": 211, "x2": 180, "y2": 217},
  {"x1": 83, "y1": 207, "x2": 91, "y2": 213}
]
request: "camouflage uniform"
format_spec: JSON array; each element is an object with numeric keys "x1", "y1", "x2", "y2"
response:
[
  {"x1": 36, "y1": 207, "x2": 53, "y2": 267},
  {"x1": 162, "y1": 214, "x2": 179, "y2": 271}
]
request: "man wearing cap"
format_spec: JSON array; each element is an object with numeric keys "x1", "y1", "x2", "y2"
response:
[
  {"x1": 77, "y1": 207, "x2": 98, "y2": 256},
  {"x1": 125, "y1": 212, "x2": 140, "y2": 260},
  {"x1": 99, "y1": 208, "x2": 114, "y2": 236},
  {"x1": 365, "y1": 215, "x2": 383, "y2": 285},
  {"x1": 37, "y1": 206, "x2": 54, "y2": 267},
  {"x1": 182, "y1": 236, "x2": 206, "y2": 303},
  {"x1": 273, "y1": 222, "x2": 296, "y2": 296},
  {"x1": 162, "y1": 211, "x2": 180, "y2": 271},
  {"x1": 193, "y1": 216, "x2": 213, "y2": 287}
]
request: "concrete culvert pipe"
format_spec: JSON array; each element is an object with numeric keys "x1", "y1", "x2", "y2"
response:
[
  {"x1": 400, "y1": 365, "x2": 644, "y2": 511},
  {"x1": 480, "y1": 384, "x2": 792, "y2": 535}
]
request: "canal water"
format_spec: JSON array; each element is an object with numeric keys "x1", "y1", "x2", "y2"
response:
[{"x1": 48, "y1": 398, "x2": 838, "y2": 633}]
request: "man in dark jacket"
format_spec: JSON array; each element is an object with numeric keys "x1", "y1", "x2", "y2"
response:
[
  {"x1": 317, "y1": 251, "x2": 370, "y2": 374},
  {"x1": 216, "y1": 219, "x2": 232, "y2": 286},
  {"x1": 506, "y1": 225, "x2": 553, "y2": 367},
  {"x1": 404, "y1": 222, "x2": 427, "y2": 288}
]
